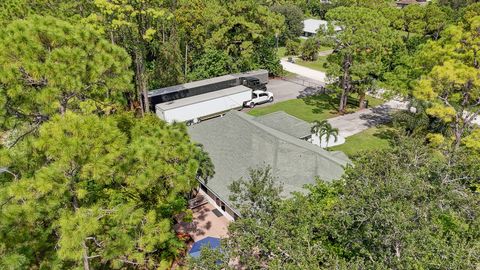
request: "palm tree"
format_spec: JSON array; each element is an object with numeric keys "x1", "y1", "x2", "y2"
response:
[{"x1": 311, "y1": 120, "x2": 339, "y2": 148}]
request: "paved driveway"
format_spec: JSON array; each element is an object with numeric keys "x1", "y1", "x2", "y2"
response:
[
  {"x1": 281, "y1": 59, "x2": 328, "y2": 83},
  {"x1": 328, "y1": 100, "x2": 407, "y2": 137},
  {"x1": 242, "y1": 78, "x2": 310, "y2": 111},
  {"x1": 266, "y1": 78, "x2": 307, "y2": 102}
]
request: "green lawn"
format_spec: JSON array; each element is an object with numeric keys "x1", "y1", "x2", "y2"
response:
[
  {"x1": 295, "y1": 55, "x2": 329, "y2": 72},
  {"x1": 276, "y1": 44, "x2": 332, "y2": 59},
  {"x1": 329, "y1": 126, "x2": 394, "y2": 157},
  {"x1": 277, "y1": 47, "x2": 287, "y2": 58},
  {"x1": 247, "y1": 94, "x2": 384, "y2": 123},
  {"x1": 318, "y1": 45, "x2": 333, "y2": 52}
]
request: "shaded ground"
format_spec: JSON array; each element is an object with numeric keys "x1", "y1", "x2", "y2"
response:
[
  {"x1": 174, "y1": 201, "x2": 230, "y2": 242},
  {"x1": 248, "y1": 93, "x2": 384, "y2": 123},
  {"x1": 327, "y1": 100, "x2": 406, "y2": 137}
]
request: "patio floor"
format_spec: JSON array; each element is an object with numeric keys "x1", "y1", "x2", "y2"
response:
[{"x1": 175, "y1": 201, "x2": 230, "y2": 241}]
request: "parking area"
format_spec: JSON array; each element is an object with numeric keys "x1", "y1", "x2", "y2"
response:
[{"x1": 242, "y1": 77, "x2": 325, "y2": 111}]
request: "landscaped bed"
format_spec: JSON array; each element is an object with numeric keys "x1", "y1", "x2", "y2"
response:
[{"x1": 247, "y1": 93, "x2": 384, "y2": 123}]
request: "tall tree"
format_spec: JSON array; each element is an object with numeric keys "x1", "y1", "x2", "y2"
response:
[
  {"x1": 0, "y1": 113, "x2": 203, "y2": 269},
  {"x1": 323, "y1": 7, "x2": 399, "y2": 112},
  {"x1": 270, "y1": 4, "x2": 304, "y2": 44},
  {"x1": 94, "y1": 0, "x2": 172, "y2": 114},
  {"x1": 413, "y1": 16, "x2": 480, "y2": 151},
  {"x1": 205, "y1": 0, "x2": 284, "y2": 73},
  {"x1": 0, "y1": 16, "x2": 132, "y2": 137}
]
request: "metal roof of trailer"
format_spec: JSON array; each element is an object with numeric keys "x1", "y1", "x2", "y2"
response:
[
  {"x1": 148, "y1": 74, "x2": 237, "y2": 97},
  {"x1": 155, "y1": 85, "x2": 251, "y2": 111}
]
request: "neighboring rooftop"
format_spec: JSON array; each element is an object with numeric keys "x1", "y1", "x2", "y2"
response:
[
  {"x1": 155, "y1": 85, "x2": 251, "y2": 111},
  {"x1": 252, "y1": 111, "x2": 312, "y2": 139},
  {"x1": 396, "y1": 0, "x2": 428, "y2": 7},
  {"x1": 188, "y1": 111, "x2": 350, "y2": 212},
  {"x1": 303, "y1": 19, "x2": 341, "y2": 34}
]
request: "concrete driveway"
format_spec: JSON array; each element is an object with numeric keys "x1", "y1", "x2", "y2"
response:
[
  {"x1": 281, "y1": 59, "x2": 328, "y2": 83},
  {"x1": 328, "y1": 100, "x2": 407, "y2": 138}
]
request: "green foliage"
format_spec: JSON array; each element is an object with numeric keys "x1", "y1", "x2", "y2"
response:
[
  {"x1": 412, "y1": 17, "x2": 480, "y2": 150},
  {"x1": 285, "y1": 39, "x2": 301, "y2": 56},
  {"x1": 311, "y1": 120, "x2": 339, "y2": 147},
  {"x1": 228, "y1": 166, "x2": 283, "y2": 219},
  {"x1": 323, "y1": 6, "x2": 400, "y2": 112},
  {"x1": 188, "y1": 49, "x2": 233, "y2": 81},
  {"x1": 0, "y1": 113, "x2": 202, "y2": 269},
  {"x1": 270, "y1": 4, "x2": 304, "y2": 44},
  {"x1": 193, "y1": 137, "x2": 480, "y2": 269},
  {"x1": 300, "y1": 38, "x2": 319, "y2": 61},
  {"x1": 0, "y1": 16, "x2": 132, "y2": 131}
]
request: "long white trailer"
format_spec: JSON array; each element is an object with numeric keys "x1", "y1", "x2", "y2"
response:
[{"x1": 155, "y1": 85, "x2": 252, "y2": 124}]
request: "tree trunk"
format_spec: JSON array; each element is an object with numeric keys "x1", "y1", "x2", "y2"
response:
[
  {"x1": 358, "y1": 92, "x2": 366, "y2": 109},
  {"x1": 339, "y1": 56, "x2": 351, "y2": 113},
  {"x1": 70, "y1": 184, "x2": 90, "y2": 270},
  {"x1": 134, "y1": 48, "x2": 149, "y2": 115},
  {"x1": 82, "y1": 242, "x2": 91, "y2": 270}
]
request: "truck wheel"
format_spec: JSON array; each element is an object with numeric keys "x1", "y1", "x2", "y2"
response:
[
  {"x1": 249, "y1": 102, "x2": 255, "y2": 108},
  {"x1": 269, "y1": 97, "x2": 274, "y2": 103}
]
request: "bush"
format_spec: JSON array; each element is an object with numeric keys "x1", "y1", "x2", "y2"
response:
[
  {"x1": 300, "y1": 38, "x2": 319, "y2": 61},
  {"x1": 285, "y1": 39, "x2": 300, "y2": 56}
]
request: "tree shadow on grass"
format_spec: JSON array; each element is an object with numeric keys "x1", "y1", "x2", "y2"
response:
[
  {"x1": 372, "y1": 126, "x2": 397, "y2": 146},
  {"x1": 303, "y1": 94, "x2": 339, "y2": 115},
  {"x1": 303, "y1": 94, "x2": 364, "y2": 116}
]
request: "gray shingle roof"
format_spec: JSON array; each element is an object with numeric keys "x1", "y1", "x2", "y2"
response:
[
  {"x1": 253, "y1": 111, "x2": 312, "y2": 139},
  {"x1": 188, "y1": 111, "x2": 350, "y2": 212}
]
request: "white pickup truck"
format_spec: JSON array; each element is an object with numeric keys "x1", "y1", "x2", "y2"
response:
[{"x1": 244, "y1": 90, "x2": 274, "y2": 108}]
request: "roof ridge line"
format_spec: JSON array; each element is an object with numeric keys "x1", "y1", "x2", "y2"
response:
[{"x1": 232, "y1": 111, "x2": 349, "y2": 166}]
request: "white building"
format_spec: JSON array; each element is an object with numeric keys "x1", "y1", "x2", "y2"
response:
[{"x1": 302, "y1": 19, "x2": 341, "y2": 37}]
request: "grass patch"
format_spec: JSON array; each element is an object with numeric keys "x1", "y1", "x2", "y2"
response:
[
  {"x1": 318, "y1": 45, "x2": 333, "y2": 52},
  {"x1": 296, "y1": 55, "x2": 329, "y2": 72},
  {"x1": 277, "y1": 47, "x2": 287, "y2": 58},
  {"x1": 277, "y1": 44, "x2": 332, "y2": 59},
  {"x1": 329, "y1": 126, "x2": 395, "y2": 157},
  {"x1": 248, "y1": 94, "x2": 385, "y2": 123}
]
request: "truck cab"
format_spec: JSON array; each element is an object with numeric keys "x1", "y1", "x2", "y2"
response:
[{"x1": 240, "y1": 77, "x2": 267, "y2": 91}]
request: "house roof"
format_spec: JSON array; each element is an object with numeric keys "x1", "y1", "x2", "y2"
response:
[
  {"x1": 188, "y1": 111, "x2": 350, "y2": 214},
  {"x1": 396, "y1": 0, "x2": 427, "y2": 6},
  {"x1": 252, "y1": 111, "x2": 312, "y2": 139},
  {"x1": 303, "y1": 19, "x2": 328, "y2": 34},
  {"x1": 303, "y1": 19, "x2": 341, "y2": 34}
]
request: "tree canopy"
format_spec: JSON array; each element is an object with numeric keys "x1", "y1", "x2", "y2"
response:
[
  {"x1": 0, "y1": 112, "x2": 203, "y2": 269},
  {"x1": 0, "y1": 16, "x2": 132, "y2": 131}
]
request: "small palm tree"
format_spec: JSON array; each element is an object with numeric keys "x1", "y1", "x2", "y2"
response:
[{"x1": 311, "y1": 120, "x2": 339, "y2": 148}]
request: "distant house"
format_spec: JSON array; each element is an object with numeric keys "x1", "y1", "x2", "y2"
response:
[
  {"x1": 396, "y1": 0, "x2": 429, "y2": 8},
  {"x1": 188, "y1": 111, "x2": 350, "y2": 220},
  {"x1": 302, "y1": 19, "x2": 341, "y2": 37}
]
